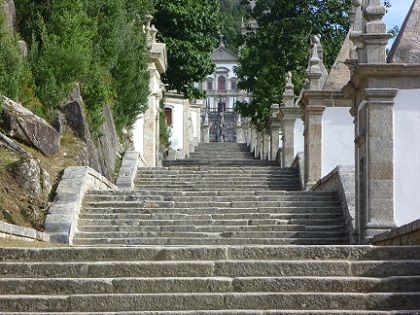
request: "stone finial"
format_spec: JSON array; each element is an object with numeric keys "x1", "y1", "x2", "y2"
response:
[
  {"x1": 144, "y1": 15, "x2": 153, "y2": 46},
  {"x1": 360, "y1": 0, "x2": 391, "y2": 63},
  {"x1": 150, "y1": 24, "x2": 158, "y2": 44},
  {"x1": 349, "y1": 0, "x2": 364, "y2": 62},
  {"x1": 307, "y1": 43, "x2": 323, "y2": 91},
  {"x1": 283, "y1": 72, "x2": 295, "y2": 107}
]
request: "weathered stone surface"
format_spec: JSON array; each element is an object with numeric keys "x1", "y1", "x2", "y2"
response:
[
  {"x1": 18, "y1": 40, "x2": 28, "y2": 57},
  {"x1": 323, "y1": 33, "x2": 351, "y2": 90},
  {"x1": 45, "y1": 166, "x2": 117, "y2": 244},
  {"x1": 0, "y1": 131, "x2": 27, "y2": 154},
  {"x1": 116, "y1": 151, "x2": 139, "y2": 191},
  {"x1": 14, "y1": 157, "x2": 51, "y2": 196},
  {"x1": 0, "y1": 97, "x2": 60, "y2": 156},
  {"x1": 3, "y1": 0, "x2": 16, "y2": 31},
  {"x1": 0, "y1": 220, "x2": 50, "y2": 242},
  {"x1": 60, "y1": 93, "x2": 120, "y2": 180}
]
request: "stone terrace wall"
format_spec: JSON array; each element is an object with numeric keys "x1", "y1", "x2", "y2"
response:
[{"x1": 372, "y1": 219, "x2": 420, "y2": 246}]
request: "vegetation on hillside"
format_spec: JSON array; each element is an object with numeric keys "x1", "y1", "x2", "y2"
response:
[
  {"x1": 235, "y1": 0, "x2": 352, "y2": 128},
  {"x1": 218, "y1": 0, "x2": 245, "y2": 53}
]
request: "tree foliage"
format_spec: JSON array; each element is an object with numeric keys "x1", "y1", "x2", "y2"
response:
[
  {"x1": 218, "y1": 0, "x2": 245, "y2": 53},
  {"x1": 153, "y1": 0, "x2": 221, "y2": 99},
  {"x1": 15, "y1": 0, "x2": 152, "y2": 132},
  {"x1": 235, "y1": 0, "x2": 351, "y2": 128}
]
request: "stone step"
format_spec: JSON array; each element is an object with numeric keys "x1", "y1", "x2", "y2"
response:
[
  {"x1": 83, "y1": 201, "x2": 341, "y2": 209},
  {"x1": 1, "y1": 292, "x2": 420, "y2": 312},
  {"x1": 73, "y1": 231, "x2": 347, "y2": 240},
  {"x1": 81, "y1": 206, "x2": 343, "y2": 215},
  {"x1": 3, "y1": 260, "x2": 417, "y2": 278},
  {"x1": 1, "y1": 276, "x2": 419, "y2": 295},
  {"x1": 88, "y1": 191, "x2": 335, "y2": 197},
  {"x1": 134, "y1": 186, "x2": 301, "y2": 191},
  {"x1": 2, "y1": 311, "x2": 418, "y2": 315},
  {"x1": 78, "y1": 213, "x2": 344, "y2": 222},
  {"x1": 77, "y1": 218, "x2": 346, "y2": 227},
  {"x1": 2, "y1": 246, "x2": 420, "y2": 262},
  {"x1": 77, "y1": 224, "x2": 346, "y2": 233},
  {"x1": 73, "y1": 237, "x2": 349, "y2": 246},
  {"x1": 84, "y1": 195, "x2": 338, "y2": 202}
]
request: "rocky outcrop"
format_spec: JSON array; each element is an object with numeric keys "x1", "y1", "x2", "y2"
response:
[
  {"x1": 0, "y1": 96, "x2": 61, "y2": 156},
  {"x1": 3, "y1": 0, "x2": 16, "y2": 31},
  {"x1": 14, "y1": 157, "x2": 51, "y2": 196},
  {"x1": 58, "y1": 85, "x2": 120, "y2": 180}
]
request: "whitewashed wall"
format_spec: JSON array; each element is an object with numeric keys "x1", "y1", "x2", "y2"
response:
[
  {"x1": 294, "y1": 119, "x2": 304, "y2": 156},
  {"x1": 321, "y1": 108, "x2": 354, "y2": 177},
  {"x1": 394, "y1": 89, "x2": 420, "y2": 226},
  {"x1": 133, "y1": 115, "x2": 144, "y2": 157},
  {"x1": 166, "y1": 103, "x2": 184, "y2": 151}
]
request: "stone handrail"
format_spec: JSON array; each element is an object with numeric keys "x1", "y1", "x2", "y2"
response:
[{"x1": 45, "y1": 166, "x2": 117, "y2": 244}]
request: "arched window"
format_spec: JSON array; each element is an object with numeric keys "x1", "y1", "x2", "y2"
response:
[
  {"x1": 218, "y1": 76, "x2": 226, "y2": 91},
  {"x1": 164, "y1": 108, "x2": 173, "y2": 127},
  {"x1": 231, "y1": 80, "x2": 237, "y2": 90}
]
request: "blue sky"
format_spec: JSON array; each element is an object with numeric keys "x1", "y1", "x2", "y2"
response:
[
  {"x1": 385, "y1": 0, "x2": 412, "y2": 29},
  {"x1": 384, "y1": 0, "x2": 413, "y2": 47}
]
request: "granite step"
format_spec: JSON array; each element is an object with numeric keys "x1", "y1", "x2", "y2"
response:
[{"x1": 1, "y1": 292, "x2": 420, "y2": 312}]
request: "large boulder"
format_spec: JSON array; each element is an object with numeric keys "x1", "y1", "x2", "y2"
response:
[
  {"x1": 14, "y1": 157, "x2": 51, "y2": 196},
  {"x1": 0, "y1": 96, "x2": 61, "y2": 156},
  {"x1": 59, "y1": 85, "x2": 120, "y2": 180}
]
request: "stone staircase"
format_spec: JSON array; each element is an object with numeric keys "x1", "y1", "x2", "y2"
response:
[{"x1": 0, "y1": 143, "x2": 420, "y2": 313}]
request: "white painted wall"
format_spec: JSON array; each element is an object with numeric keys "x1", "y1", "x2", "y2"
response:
[
  {"x1": 294, "y1": 119, "x2": 304, "y2": 156},
  {"x1": 133, "y1": 115, "x2": 144, "y2": 158},
  {"x1": 321, "y1": 107, "x2": 354, "y2": 177},
  {"x1": 166, "y1": 103, "x2": 184, "y2": 150},
  {"x1": 394, "y1": 89, "x2": 420, "y2": 226}
]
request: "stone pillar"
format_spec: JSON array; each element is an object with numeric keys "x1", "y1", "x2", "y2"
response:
[
  {"x1": 262, "y1": 132, "x2": 270, "y2": 160},
  {"x1": 255, "y1": 131, "x2": 262, "y2": 159},
  {"x1": 143, "y1": 94, "x2": 159, "y2": 167},
  {"x1": 303, "y1": 105, "x2": 325, "y2": 190},
  {"x1": 236, "y1": 114, "x2": 245, "y2": 143},
  {"x1": 355, "y1": 88, "x2": 398, "y2": 241},
  {"x1": 268, "y1": 104, "x2": 281, "y2": 161},
  {"x1": 201, "y1": 111, "x2": 210, "y2": 143},
  {"x1": 279, "y1": 72, "x2": 302, "y2": 167},
  {"x1": 250, "y1": 125, "x2": 257, "y2": 153}
]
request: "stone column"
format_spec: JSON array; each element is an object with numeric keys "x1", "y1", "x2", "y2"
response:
[
  {"x1": 279, "y1": 72, "x2": 302, "y2": 167},
  {"x1": 255, "y1": 131, "x2": 262, "y2": 159},
  {"x1": 201, "y1": 111, "x2": 210, "y2": 143},
  {"x1": 143, "y1": 94, "x2": 159, "y2": 167},
  {"x1": 303, "y1": 105, "x2": 325, "y2": 190},
  {"x1": 236, "y1": 114, "x2": 245, "y2": 143},
  {"x1": 262, "y1": 132, "x2": 270, "y2": 160},
  {"x1": 268, "y1": 104, "x2": 281, "y2": 161},
  {"x1": 355, "y1": 88, "x2": 398, "y2": 241},
  {"x1": 250, "y1": 125, "x2": 257, "y2": 153}
]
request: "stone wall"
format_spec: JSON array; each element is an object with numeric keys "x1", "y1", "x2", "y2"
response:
[
  {"x1": 311, "y1": 165, "x2": 356, "y2": 243},
  {"x1": 372, "y1": 219, "x2": 420, "y2": 246}
]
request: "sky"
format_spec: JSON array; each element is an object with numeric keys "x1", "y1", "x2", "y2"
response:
[
  {"x1": 385, "y1": 0, "x2": 413, "y2": 29},
  {"x1": 384, "y1": 0, "x2": 413, "y2": 47}
]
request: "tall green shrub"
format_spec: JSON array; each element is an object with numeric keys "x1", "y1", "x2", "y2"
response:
[{"x1": 0, "y1": 10, "x2": 24, "y2": 101}]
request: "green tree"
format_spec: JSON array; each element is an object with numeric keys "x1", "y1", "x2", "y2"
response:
[
  {"x1": 236, "y1": 0, "x2": 351, "y2": 128},
  {"x1": 0, "y1": 9, "x2": 25, "y2": 101},
  {"x1": 15, "y1": 0, "x2": 153, "y2": 132},
  {"x1": 153, "y1": 0, "x2": 221, "y2": 99},
  {"x1": 218, "y1": 0, "x2": 245, "y2": 53}
]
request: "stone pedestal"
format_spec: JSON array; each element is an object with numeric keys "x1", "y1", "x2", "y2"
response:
[
  {"x1": 201, "y1": 123, "x2": 210, "y2": 143},
  {"x1": 255, "y1": 131, "x2": 262, "y2": 159},
  {"x1": 268, "y1": 104, "x2": 281, "y2": 161},
  {"x1": 280, "y1": 107, "x2": 302, "y2": 167},
  {"x1": 303, "y1": 105, "x2": 325, "y2": 190},
  {"x1": 143, "y1": 95, "x2": 159, "y2": 167},
  {"x1": 354, "y1": 88, "x2": 398, "y2": 242},
  {"x1": 262, "y1": 133, "x2": 270, "y2": 160},
  {"x1": 250, "y1": 126, "x2": 257, "y2": 153}
]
